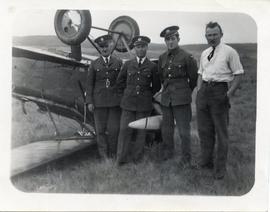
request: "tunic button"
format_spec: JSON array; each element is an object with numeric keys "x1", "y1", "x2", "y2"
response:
[
  {"x1": 137, "y1": 78, "x2": 140, "y2": 80},
  {"x1": 168, "y1": 74, "x2": 172, "y2": 78},
  {"x1": 138, "y1": 71, "x2": 140, "y2": 74},
  {"x1": 137, "y1": 92, "x2": 139, "y2": 95},
  {"x1": 168, "y1": 67, "x2": 171, "y2": 70},
  {"x1": 106, "y1": 72, "x2": 108, "y2": 75}
]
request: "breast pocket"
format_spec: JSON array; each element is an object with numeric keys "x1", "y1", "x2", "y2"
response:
[
  {"x1": 95, "y1": 68, "x2": 106, "y2": 80},
  {"x1": 160, "y1": 63, "x2": 167, "y2": 78},
  {"x1": 127, "y1": 68, "x2": 135, "y2": 76},
  {"x1": 173, "y1": 62, "x2": 186, "y2": 77},
  {"x1": 142, "y1": 69, "x2": 152, "y2": 78},
  {"x1": 141, "y1": 69, "x2": 152, "y2": 85},
  {"x1": 110, "y1": 65, "x2": 120, "y2": 73},
  {"x1": 127, "y1": 68, "x2": 136, "y2": 82},
  {"x1": 108, "y1": 67, "x2": 120, "y2": 81}
]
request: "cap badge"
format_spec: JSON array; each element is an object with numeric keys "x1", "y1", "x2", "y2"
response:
[
  {"x1": 101, "y1": 38, "x2": 104, "y2": 42},
  {"x1": 166, "y1": 29, "x2": 170, "y2": 34},
  {"x1": 138, "y1": 37, "x2": 142, "y2": 41}
]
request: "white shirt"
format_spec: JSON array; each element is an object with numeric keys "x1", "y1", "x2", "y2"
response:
[
  {"x1": 136, "y1": 56, "x2": 146, "y2": 64},
  {"x1": 198, "y1": 43, "x2": 244, "y2": 82},
  {"x1": 102, "y1": 55, "x2": 111, "y2": 63}
]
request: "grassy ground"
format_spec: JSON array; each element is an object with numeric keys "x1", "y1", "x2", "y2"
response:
[{"x1": 11, "y1": 43, "x2": 256, "y2": 195}]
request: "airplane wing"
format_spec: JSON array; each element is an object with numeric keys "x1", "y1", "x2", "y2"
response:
[
  {"x1": 12, "y1": 46, "x2": 97, "y2": 67},
  {"x1": 81, "y1": 53, "x2": 100, "y2": 62},
  {"x1": 11, "y1": 134, "x2": 95, "y2": 177}
]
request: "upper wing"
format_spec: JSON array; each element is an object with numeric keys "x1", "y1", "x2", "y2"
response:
[{"x1": 12, "y1": 46, "x2": 97, "y2": 67}]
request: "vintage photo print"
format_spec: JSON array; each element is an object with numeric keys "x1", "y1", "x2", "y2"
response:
[{"x1": 0, "y1": 0, "x2": 269, "y2": 211}]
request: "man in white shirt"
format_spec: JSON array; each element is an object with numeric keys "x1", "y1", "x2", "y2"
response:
[{"x1": 196, "y1": 22, "x2": 244, "y2": 179}]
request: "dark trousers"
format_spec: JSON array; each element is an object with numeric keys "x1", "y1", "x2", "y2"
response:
[
  {"x1": 196, "y1": 82, "x2": 230, "y2": 173},
  {"x1": 94, "y1": 106, "x2": 121, "y2": 158},
  {"x1": 117, "y1": 109, "x2": 151, "y2": 164},
  {"x1": 161, "y1": 104, "x2": 192, "y2": 161}
]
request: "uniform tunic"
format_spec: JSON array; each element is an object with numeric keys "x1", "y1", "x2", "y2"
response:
[
  {"x1": 196, "y1": 43, "x2": 244, "y2": 174},
  {"x1": 116, "y1": 57, "x2": 161, "y2": 164},
  {"x1": 158, "y1": 47, "x2": 198, "y2": 161},
  {"x1": 158, "y1": 47, "x2": 198, "y2": 106},
  {"x1": 86, "y1": 55, "x2": 122, "y2": 158},
  {"x1": 86, "y1": 56, "x2": 122, "y2": 107},
  {"x1": 118, "y1": 57, "x2": 161, "y2": 111}
]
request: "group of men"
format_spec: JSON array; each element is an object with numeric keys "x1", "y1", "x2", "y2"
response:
[{"x1": 85, "y1": 21, "x2": 244, "y2": 180}]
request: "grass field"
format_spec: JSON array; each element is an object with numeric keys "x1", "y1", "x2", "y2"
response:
[{"x1": 11, "y1": 42, "x2": 256, "y2": 195}]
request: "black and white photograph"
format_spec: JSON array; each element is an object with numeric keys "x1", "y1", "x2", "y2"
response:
[{"x1": 0, "y1": 0, "x2": 269, "y2": 211}]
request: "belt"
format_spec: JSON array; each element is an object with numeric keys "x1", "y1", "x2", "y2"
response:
[
  {"x1": 96, "y1": 80, "x2": 112, "y2": 88},
  {"x1": 165, "y1": 76, "x2": 187, "y2": 81},
  {"x1": 164, "y1": 77, "x2": 187, "y2": 87},
  {"x1": 127, "y1": 85, "x2": 151, "y2": 94},
  {"x1": 202, "y1": 80, "x2": 227, "y2": 86},
  {"x1": 127, "y1": 85, "x2": 150, "y2": 90}
]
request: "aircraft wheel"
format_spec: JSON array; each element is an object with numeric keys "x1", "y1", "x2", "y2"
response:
[
  {"x1": 54, "y1": 10, "x2": 91, "y2": 45},
  {"x1": 109, "y1": 16, "x2": 140, "y2": 52}
]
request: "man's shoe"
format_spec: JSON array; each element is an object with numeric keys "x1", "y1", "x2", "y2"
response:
[
  {"x1": 116, "y1": 160, "x2": 128, "y2": 167},
  {"x1": 214, "y1": 170, "x2": 226, "y2": 180}
]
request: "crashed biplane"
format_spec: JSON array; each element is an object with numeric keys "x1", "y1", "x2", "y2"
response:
[{"x1": 11, "y1": 9, "x2": 160, "y2": 176}]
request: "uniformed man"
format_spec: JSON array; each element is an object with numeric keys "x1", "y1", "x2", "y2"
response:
[
  {"x1": 86, "y1": 34, "x2": 122, "y2": 160},
  {"x1": 196, "y1": 22, "x2": 244, "y2": 179},
  {"x1": 158, "y1": 26, "x2": 198, "y2": 168},
  {"x1": 116, "y1": 35, "x2": 161, "y2": 165}
]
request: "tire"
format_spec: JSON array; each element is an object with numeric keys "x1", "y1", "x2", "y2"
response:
[
  {"x1": 54, "y1": 10, "x2": 91, "y2": 45},
  {"x1": 108, "y1": 16, "x2": 140, "y2": 52}
]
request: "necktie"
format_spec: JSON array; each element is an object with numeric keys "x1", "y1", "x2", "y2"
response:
[
  {"x1": 207, "y1": 47, "x2": 215, "y2": 61},
  {"x1": 138, "y1": 58, "x2": 142, "y2": 67},
  {"x1": 105, "y1": 57, "x2": 109, "y2": 64}
]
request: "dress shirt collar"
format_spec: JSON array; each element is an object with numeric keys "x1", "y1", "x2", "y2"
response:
[
  {"x1": 136, "y1": 56, "x2": 146, "y2": 64},
  {"x1": 102, "y1": 55, "x2": 111, "y2": 63},
  {"x1": 210, "y1": 42, "x2": 222, "y2": 51}
]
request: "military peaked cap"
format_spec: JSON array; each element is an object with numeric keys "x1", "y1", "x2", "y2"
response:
[
  {"x1": 160, "y1": 26, "x2": 179, "y2": 38},
  {"x1": 132, "y1": 36, "x2": 151, "y2": 47},
  {"x1": 94, "y1": 34, "x2": 113, "y2": 47}
]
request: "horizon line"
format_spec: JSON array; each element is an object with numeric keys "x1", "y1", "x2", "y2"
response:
[{"x1": 12, "y1": 35, "x2": 257, "y2": 46}]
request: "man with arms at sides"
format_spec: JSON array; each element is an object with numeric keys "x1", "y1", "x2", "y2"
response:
[
  {"x1": 196, "y1": 22, "x2": 244, "y2": 179},
  {"x1": 86, "y1": 34, "x2": 122, "y2": 160},
  {"x1": 158, "y1": 26, "x2": 198, "y2": 168},
  {"x1": 116, "y1": 36, "x2": 161, "y2": 166}
]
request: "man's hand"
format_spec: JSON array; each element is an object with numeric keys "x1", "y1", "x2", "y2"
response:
[
  {"x1": 87, "y1": 103, "x2": 94, "y2": 112},
  {"x1": 153, "y1": 85, "x2": 163, "y2": 100},
  {"x1": 153, "y1": 91, "x2": 162, "y2": 102},
  {"x1": 196, "y1": 74, "x2": 203, "y2": 93},
  {"x1": 226, "y1": 74, "x2": 242, "y2": 99}
]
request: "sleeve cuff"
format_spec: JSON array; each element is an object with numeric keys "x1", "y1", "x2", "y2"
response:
[
  {"x1": 233, "y1": 69, "x2": 244, "y2": 75},
  {"x1": 198, "y1": 69, "x2": 203, "y2": 75}
]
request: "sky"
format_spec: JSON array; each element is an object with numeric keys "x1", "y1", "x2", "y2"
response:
[{"x1": 11, "y1": 9, "x2": 257, "y2": 45}]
